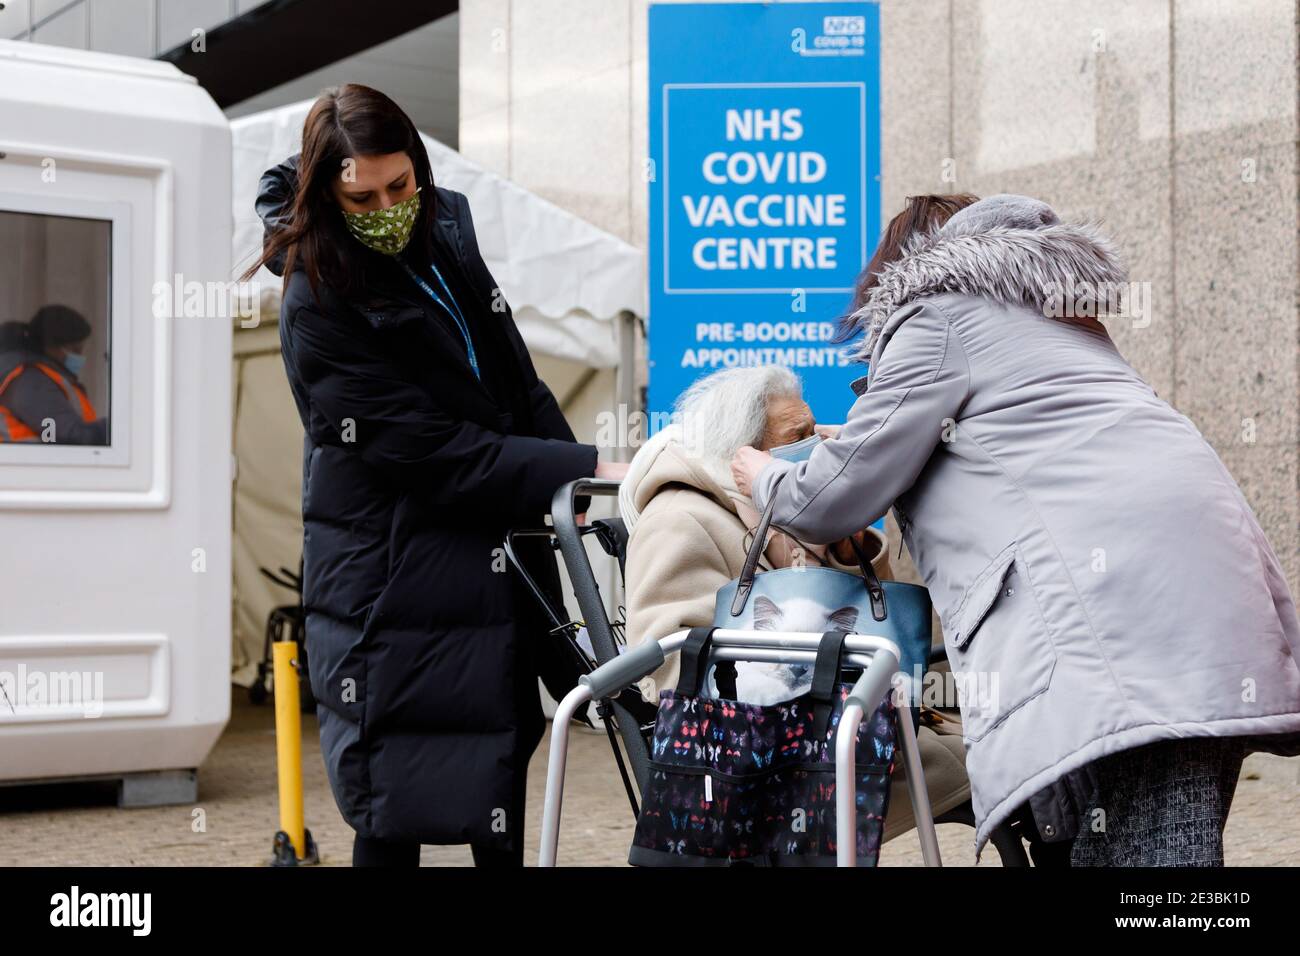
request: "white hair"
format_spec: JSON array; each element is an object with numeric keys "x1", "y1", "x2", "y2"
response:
[
  {"x1": 617, "y1": 366, "x2": 803, "y2": 531},
  {"x1": 675, "y1": 365, "x2": 802, "y2": 463}
]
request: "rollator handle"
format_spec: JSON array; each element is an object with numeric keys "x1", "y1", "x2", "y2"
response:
[{"x1": 580, "y1": 640, "x2": 665, "y2": 701}]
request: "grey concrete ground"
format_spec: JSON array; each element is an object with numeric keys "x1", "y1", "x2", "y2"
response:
[{"x1": 0, "y1": 688, "x2": 1296, "y2": 866}]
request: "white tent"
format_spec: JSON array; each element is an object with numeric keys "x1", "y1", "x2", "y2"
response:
[{"x1": 228, "y1": 100, "x2": 645, "y2": 686}]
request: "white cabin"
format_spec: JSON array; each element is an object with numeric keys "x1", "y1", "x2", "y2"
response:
[{"x1": 0, "y1": 39, "x2": 232, "y2": 801}]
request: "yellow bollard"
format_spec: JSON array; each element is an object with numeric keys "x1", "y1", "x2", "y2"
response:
[{"x1": 271, "y1": 639, "x2": 318, "y2": 865}]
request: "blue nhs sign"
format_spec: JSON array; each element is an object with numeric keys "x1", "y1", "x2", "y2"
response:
[
  {"x1": 663, "y1": 86, "x2": 867, "y2": 295},
  {"x1": 649, "y1": 2, "x2": 881, "y2": 425}
]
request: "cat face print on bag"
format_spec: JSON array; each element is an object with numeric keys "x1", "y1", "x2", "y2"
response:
[
  {"x1": 727, "y1": 598, "x2": 861, "y2": 705},
  {"x1": 751, "y1": 596, "x2": 859, "y2": 635}
]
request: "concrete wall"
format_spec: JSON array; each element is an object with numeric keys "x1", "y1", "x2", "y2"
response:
[{"x1": 460, "y1": 0, "x2": 1300, "y2": 595}]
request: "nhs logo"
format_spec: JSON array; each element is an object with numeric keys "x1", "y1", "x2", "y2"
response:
[{"x1": 823, "y1": 15, "x2": 865, "y2": 36}]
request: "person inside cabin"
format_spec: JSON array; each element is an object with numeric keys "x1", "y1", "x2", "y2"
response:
[{"x1": 0, "y1": 304, "x2": 107, "y2": 445}]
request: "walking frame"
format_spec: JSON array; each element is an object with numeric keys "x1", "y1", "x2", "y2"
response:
[{"x1": 535, "y1": 478, "x2": 943, "y2": 868}]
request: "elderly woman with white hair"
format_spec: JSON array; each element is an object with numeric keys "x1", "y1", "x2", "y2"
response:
[{"x1": 620, "y1": 364, "x2": 972, "y2": 844}]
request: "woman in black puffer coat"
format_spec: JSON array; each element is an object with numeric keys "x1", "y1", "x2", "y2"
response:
[{"x1": 245, "y1": 84, "x2": 626, "y2": 867}]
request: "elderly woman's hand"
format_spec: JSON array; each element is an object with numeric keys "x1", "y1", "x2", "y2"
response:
[
  {"x1": 830, "y1": 529, "x2": 870, "y2": 565},
  {"x1": 730, "y1": 445, "x2": 773, "y2": 497}
]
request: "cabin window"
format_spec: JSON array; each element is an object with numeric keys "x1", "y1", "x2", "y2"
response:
[{"x1": 0, "y1": 208, "x2": 111, "y2": 447}]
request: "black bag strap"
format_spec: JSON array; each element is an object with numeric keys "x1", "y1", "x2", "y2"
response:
[
  {"x1": 730, "y1": 482, "x2": 781, "y2": 617},
  {"x1": 811, "y1": 629, "x2": 849, "y2": 740},
  {"x1": 731, "y1": 472, "x2": 887, "y2": 621},
  {"x1": 714, "y1": 660, "x2": 738, "y2": 700},
  {"x1": 676, "y1": 627, "x2": 713, "y2": 694},
  {"x1": 846, "y1": 534, "x2": 888, "y2": 621},
  {"x1": 675, "y1": 627, "x2": 738, "y2": 698}
]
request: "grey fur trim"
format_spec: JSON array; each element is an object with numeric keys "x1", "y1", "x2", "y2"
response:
[{"x1": 847, "y1": 221, "x2": 1128, "y2": 363}]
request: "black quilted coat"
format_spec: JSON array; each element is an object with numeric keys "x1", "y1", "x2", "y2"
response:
[{"x1": 257, "y1": 156, "x2": 596, "y2": 847}]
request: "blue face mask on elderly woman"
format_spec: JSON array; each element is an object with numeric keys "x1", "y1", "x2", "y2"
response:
[{"x1": 768, "y1": 433, "x2": 822, "y2": 462}]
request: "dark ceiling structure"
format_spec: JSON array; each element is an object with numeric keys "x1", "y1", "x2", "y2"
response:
[{"x1": 158, "y1": 0, "x2": 458, "y2": 108}]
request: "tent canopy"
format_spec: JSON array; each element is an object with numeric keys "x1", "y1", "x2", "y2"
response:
[{"x1": 231, "y1": 99, "x2": 645, "y2": 367}]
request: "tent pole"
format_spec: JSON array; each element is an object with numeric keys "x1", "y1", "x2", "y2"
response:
[{"x1": 614, "y1": 309, "x2": 639, "y2": 462}]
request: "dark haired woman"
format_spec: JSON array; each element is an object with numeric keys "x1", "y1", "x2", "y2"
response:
[
  {"x1": 845, "y1": 193, "x2": 979, "y2": 317},
  {"x1": 0, "y1": 304, "x2": 106, "y2": 444},
  {"x1": 246, "y1": 84, "x2": 627, "y2": 867}
]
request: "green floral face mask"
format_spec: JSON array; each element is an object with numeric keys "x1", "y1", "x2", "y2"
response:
[{"x1": 341, "y1": 187, "x2": 421, "y2": 255}]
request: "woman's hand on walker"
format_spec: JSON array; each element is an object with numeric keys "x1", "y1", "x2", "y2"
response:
[
  {"x1": 594, "y1": 460, "x2": 630, "y2": 481},
  {"x1": 731, "y1": 445, "x2": 773, "y2": 497},
  {"x1": 576, "y1": 461, "x2": 629, "y2": 524}
]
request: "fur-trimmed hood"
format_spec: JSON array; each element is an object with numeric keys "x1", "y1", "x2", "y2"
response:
[{"x1": 847, "y1": 194, "x2": 1128, "y2": 373}]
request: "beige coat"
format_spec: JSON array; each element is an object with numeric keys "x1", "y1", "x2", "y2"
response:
[{"x1": 622, "y1": 436, "x2": 969, "y2": 841}]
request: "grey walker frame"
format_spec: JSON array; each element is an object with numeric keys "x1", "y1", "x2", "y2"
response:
[
  {"x1": 538, "y1": 627, "x2": 942, "y2": 867},
  {"x1": 550, "y1": 479, "x2": 657, "y2": 794}
]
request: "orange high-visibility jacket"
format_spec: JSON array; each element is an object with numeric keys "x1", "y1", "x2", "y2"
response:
[{"x1": 0, "y1": 360, "x2": 97, "y2": 442}]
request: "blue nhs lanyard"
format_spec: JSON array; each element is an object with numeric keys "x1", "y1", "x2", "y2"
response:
[{"x1": 399, "y1": 258, "x2": 480, "y2": 380}]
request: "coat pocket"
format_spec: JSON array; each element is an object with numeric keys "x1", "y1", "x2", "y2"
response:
[{"x1": 944, "y1": 543, "x2": 1056, "y2": 743}]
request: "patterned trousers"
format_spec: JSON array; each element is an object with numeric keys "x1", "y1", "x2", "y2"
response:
[{"x1": 1069, "y1": 736, "x2": 1246, "y2": 867}]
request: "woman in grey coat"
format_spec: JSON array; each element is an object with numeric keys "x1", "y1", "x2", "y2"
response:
[{"x1": 731, "y1": 194, "x2": 1300, "y2": 865}]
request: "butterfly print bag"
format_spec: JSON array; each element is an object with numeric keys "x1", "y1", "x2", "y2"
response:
[{"x1": 629, "y1": 627, "x2": 897, "y2": 867}]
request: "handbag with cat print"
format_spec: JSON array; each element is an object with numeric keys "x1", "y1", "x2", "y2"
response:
[{"x1": 714, "y1": 473, "x2": 933, "y2": 713}]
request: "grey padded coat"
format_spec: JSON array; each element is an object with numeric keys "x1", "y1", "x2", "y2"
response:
[{"x1": 752, "y1": 195, "x2": 1300, "y2": 857}]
